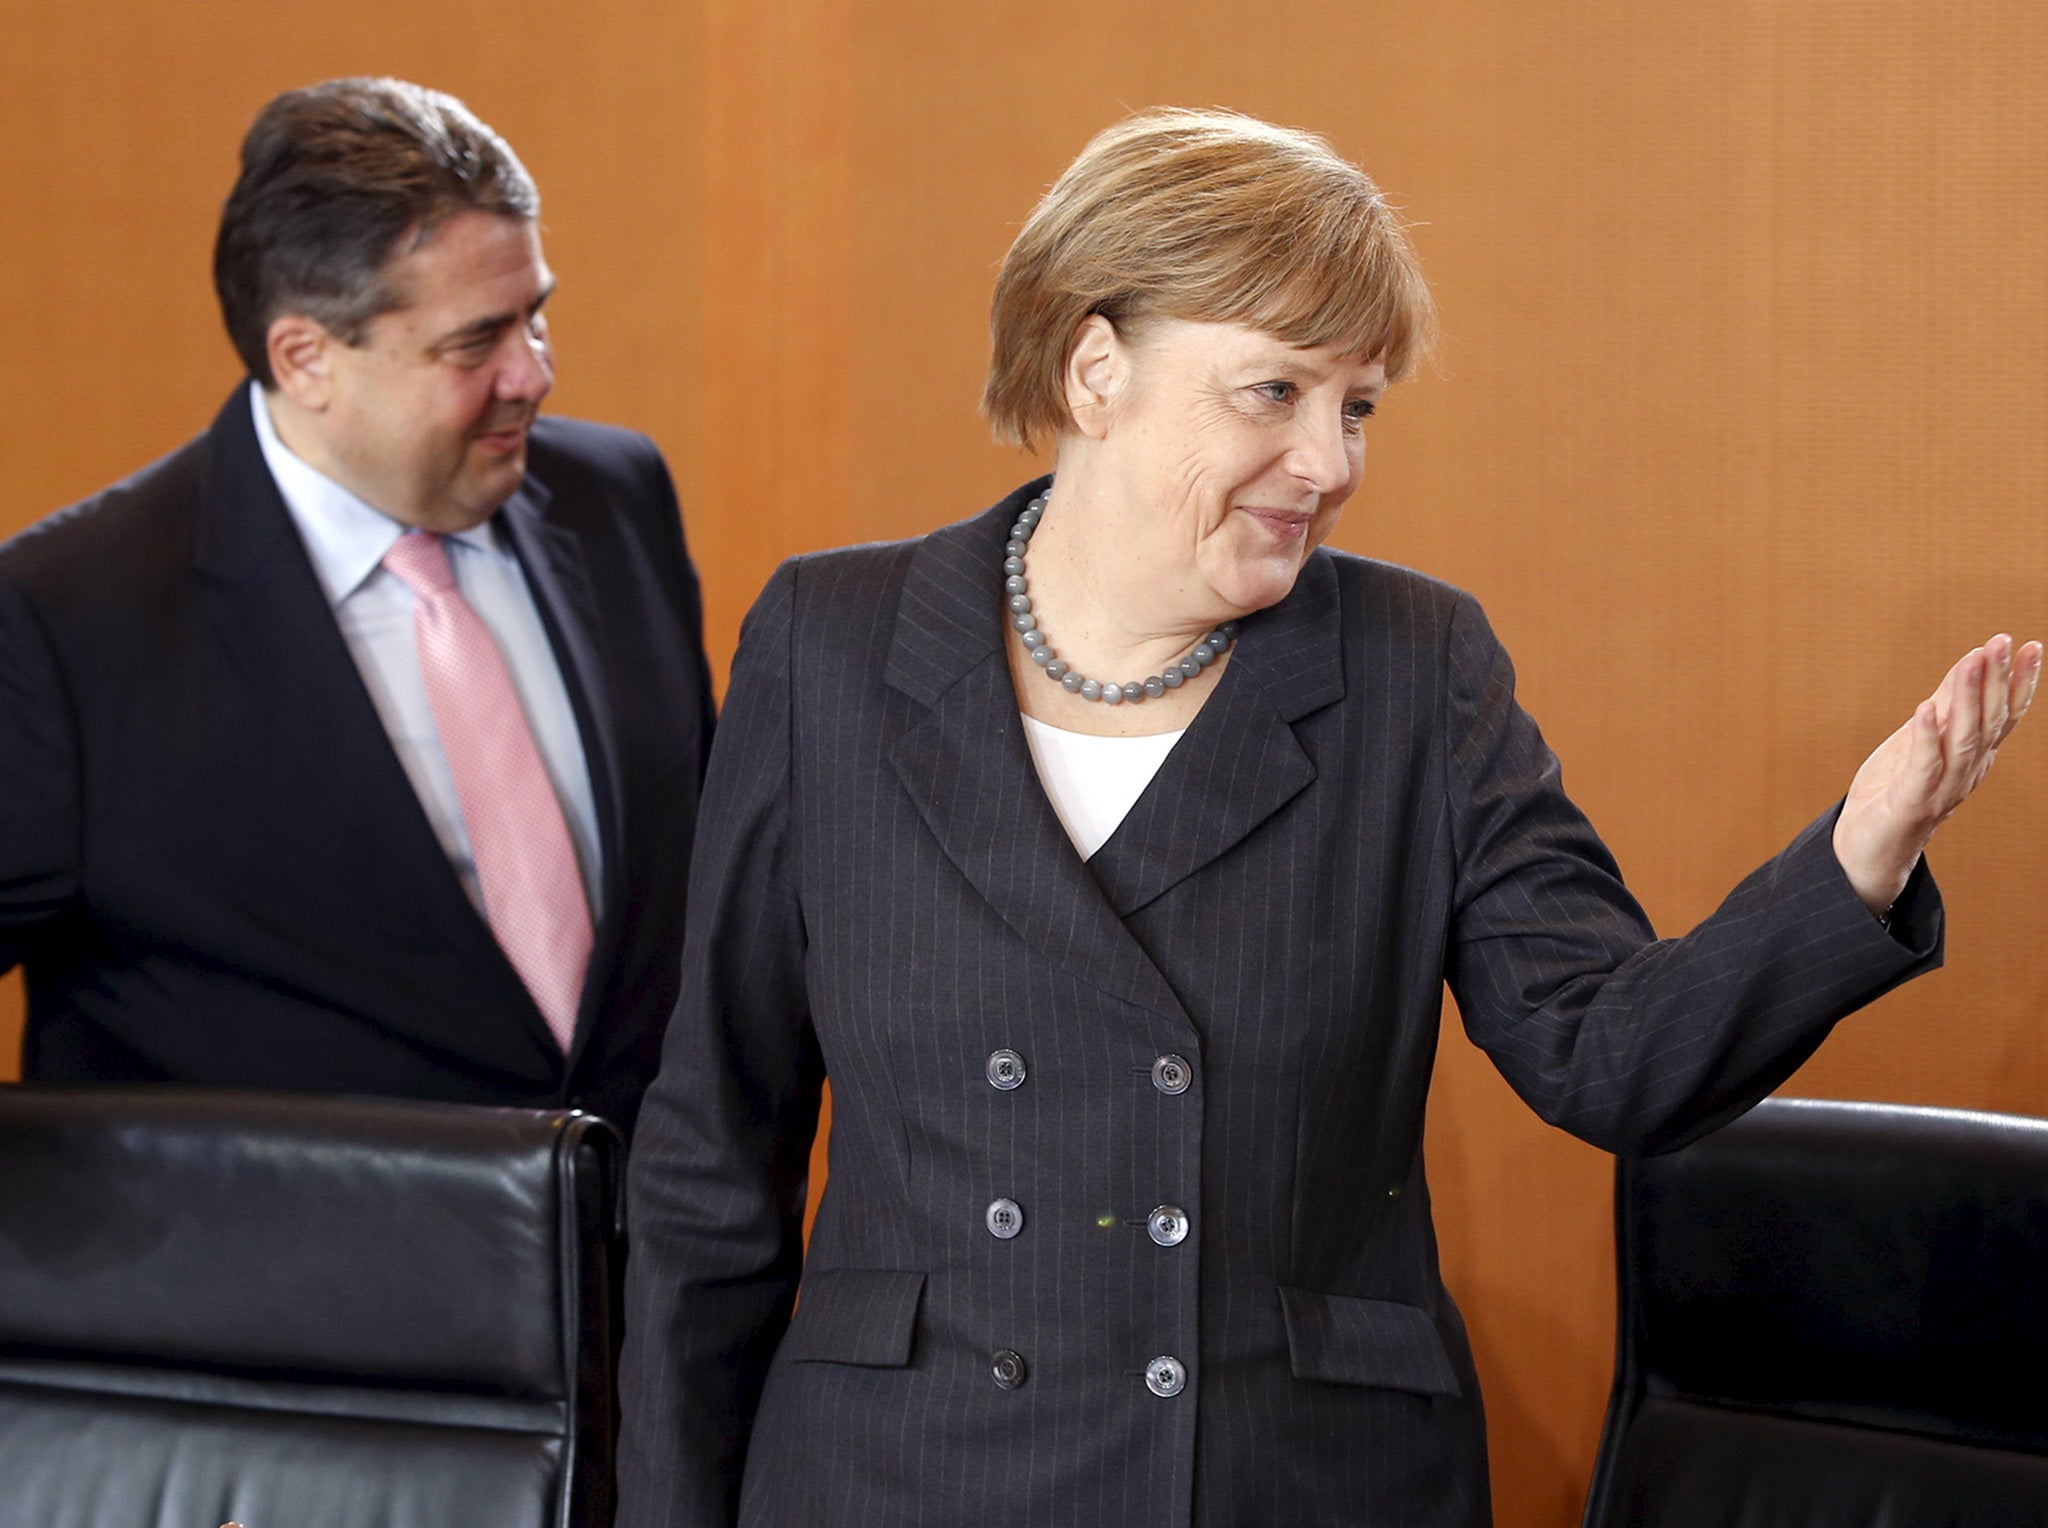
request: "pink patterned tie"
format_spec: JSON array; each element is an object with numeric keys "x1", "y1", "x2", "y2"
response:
[{"x1": 383, "y1": 531, "x2": 591, "y2": 1052}]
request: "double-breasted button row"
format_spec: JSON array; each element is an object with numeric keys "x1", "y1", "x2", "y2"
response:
[
  {"x1": 988, "y1": 1198, "x2": 1184, "y2": 1245},
  {"x1": 987, "y1": 1349, "x2": 1187, "y2": 1397},
  {"x1": 1151, "y1": 1054, "x2": 1192, "y2": 1094},
  {"x1": 986, "y1": 1049, "x2": 1026, "y2": 1090},
  {"x1": 993, "y1": 1049, "x2": 1190, "y2": 1092}
]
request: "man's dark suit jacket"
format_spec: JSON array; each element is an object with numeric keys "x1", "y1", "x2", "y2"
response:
[
  {"x1": 615, "y1": 478, "x2": 1941, "y2": 1526},
  {"x1": 0, "y1": 389, "x2": 713, "y2": 1137}
]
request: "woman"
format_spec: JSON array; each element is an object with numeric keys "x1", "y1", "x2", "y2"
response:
[{"x1": 616, "y1": 110, "x2": 2038, "y2": 1527}]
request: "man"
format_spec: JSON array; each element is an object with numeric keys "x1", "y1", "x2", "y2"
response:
[{"x1": 0, "y1": 78, "x2": 713, "y2": 1137}]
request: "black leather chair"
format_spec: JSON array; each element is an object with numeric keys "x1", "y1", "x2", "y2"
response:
[
  {"x1": 1583, "y1": 1096, "x2": 2048, "y2": 1528},
  {"x1": 0, "y1": 1086, "x2": 623, "y2": 1528}
]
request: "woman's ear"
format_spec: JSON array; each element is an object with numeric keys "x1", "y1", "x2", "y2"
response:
[{"x1": 1061, "y1": 314, "x2": 1125, "y2": 442}]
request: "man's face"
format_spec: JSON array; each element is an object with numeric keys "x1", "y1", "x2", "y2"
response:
[{"x1": 306, "y1": 210, "x2": 555, "y2": 532}]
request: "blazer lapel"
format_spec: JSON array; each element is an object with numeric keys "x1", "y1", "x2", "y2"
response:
[
  {"x1": 498, "y1": 480, "x2": 622, "y2": 856},
  {"x1": 886, "y1": 487, "x2": 1191, "y2": 1027},
  {"x1": 497, "y1": 480, "x2": 627, "y2": 1051},
  {"x1": 191, "y1": 395, "x2": 474, "y2": 938},
  {"x1": 1086, "y1": 551, "x2": 1346, "y2": 918}
]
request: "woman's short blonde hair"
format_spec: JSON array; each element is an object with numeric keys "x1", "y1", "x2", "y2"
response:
[{"x1": 983, "y1": 108, "x2": 1435, "y2": 448}]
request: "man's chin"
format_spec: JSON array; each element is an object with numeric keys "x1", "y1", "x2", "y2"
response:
[
  {"x1": 469, "y1": 446, "x2": 529, "y2": 497},
  {"x1": 414, "y1": 467, "x2": 524, "y2": 534}
]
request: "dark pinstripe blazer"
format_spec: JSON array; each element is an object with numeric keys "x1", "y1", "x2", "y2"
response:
[{"x1": 617, "y1": 477, "x2": 1941, "y2": 1527}]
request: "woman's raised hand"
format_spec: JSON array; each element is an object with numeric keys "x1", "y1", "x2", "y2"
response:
[{"x1": 1832, "y1": 633, "x2": 2043, "y2": 916}]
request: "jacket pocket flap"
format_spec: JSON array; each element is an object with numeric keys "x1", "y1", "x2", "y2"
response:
[
  {"x1": 781, "y1": 1268, "x2": 927, "y2": 1367},
  {"x1": 1278, "y1": 1286, "x2": 1460, "y2": 1396}
]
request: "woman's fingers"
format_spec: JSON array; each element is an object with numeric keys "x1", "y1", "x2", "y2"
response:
[
  {"x1": 1924, "y1": 636, "x2": 2042, "y2": 815},
  {"x1": 1943, "y1": 646, "x2": 1986, "y2": 788},
  {"x1": 1981, "y1": 635, "x2": 2012, "y2": 751},
  {"x1": 2000, "y1": 640, "x2": 2043, "y2": 746}
]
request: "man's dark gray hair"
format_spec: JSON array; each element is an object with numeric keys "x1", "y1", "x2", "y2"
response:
[{"x1": 214, "y1": 77, "x2": 539, "y2": 386}]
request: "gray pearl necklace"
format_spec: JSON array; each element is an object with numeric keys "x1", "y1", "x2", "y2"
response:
[{"x1": 1005, "y1": 489, "x2": 1240, "y2": 705}]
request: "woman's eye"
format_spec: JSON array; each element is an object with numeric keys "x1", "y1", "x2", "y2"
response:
[
  {"x1": 1343, "y1": 398, "x2": 1378, "y2": 428},
  {"x1": 1253, "y1": 380, "x2": 1296, "y2": 404}
]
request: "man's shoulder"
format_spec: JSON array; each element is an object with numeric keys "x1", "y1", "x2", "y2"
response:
[
  {"x1": 0, "y1": 427, "x2": 214, "y2": 596},
  {"x1": 525, "y1": 414, "x2": 670, "y2": 496}
]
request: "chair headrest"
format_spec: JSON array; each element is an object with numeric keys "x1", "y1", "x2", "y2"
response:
[
  {"x1": 1623, "y1": 1096, "x2": 2048, "y2": 1449},
  {"x1": 0, "y1": 1086, "x2": 621, "y2": 1398}
]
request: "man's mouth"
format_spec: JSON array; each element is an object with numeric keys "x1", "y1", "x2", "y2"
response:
[{"x1": 475, "y1": 418, "x2": 532, "y2": 454}]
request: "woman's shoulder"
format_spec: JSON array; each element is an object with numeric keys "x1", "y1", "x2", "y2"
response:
[
  {"x1": 770, "y1": 482, "x2": 1040, "y2": 625},
  {"x1": 1310, "y1": 545, "x2": 1483, "y2": 638},
  {"x1": 740, "y1": 487, "x2": 1035, "y2": 686},
  {"x1": 780, "y1": 533, "x2": 926, "y2": 606}
]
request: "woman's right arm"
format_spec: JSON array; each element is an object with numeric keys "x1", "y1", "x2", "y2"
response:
[{"x1": 615, "y1": 559, "x2": 824, "y2": 1528}]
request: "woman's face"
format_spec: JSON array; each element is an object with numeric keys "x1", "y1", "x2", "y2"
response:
[{"x1": 1082, "y1": 316, "x2": 1386, "y2": 619}]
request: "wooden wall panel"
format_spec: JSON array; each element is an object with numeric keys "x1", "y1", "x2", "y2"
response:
[{"x1": 5, "y1": 5, "x2": 2045, "y2": 1524}]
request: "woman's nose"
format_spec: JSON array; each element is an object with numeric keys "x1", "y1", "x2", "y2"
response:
[{"x1": 1289, "y1": 405, "x2": 1354, "y2": 494}]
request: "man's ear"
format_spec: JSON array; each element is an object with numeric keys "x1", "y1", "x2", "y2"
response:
[
  {"x1": 1061, "y1": 314, "x2": 1127, "y2": 442},
  {"x1": 266, "y1": 314, "x2": 337, "y2": 409}
]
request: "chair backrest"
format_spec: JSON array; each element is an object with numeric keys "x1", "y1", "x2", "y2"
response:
[
  {"x1": 0, "y1": 1086, "x2": 623, "y2": 1528},
  {"x1": 1582, "y1": 1096, "x2": 2048, "y2": 1528}
]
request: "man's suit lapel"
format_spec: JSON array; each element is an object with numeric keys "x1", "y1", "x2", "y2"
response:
[
  {"x1": 497, "y1": 481, "x2": 628, "y2": 1054},
  {"x1": 188, "y1": 389, "x2": 562, "y2": 1070},
  {"x1": 1087, "y1": 552, "x2": 1345, "y2": 917},
  {"x1": 885, "y1": 486, "x2": 1191, "y2": 1027}
]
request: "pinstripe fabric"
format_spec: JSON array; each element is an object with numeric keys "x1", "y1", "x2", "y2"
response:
[{"x1": 617, "y1": 478, "x2": 1942, "y2": 1528}]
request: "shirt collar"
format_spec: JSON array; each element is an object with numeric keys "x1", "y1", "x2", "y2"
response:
[{"x1": 249, "y1": 381, "x2": 502, "y2": 607}]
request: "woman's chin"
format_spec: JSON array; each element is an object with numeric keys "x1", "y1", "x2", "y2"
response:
[{"x1": 1207, "y1": 553, "x2": 1310, "y2": 618}]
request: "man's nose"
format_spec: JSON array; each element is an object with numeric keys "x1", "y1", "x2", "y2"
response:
[{"x1": 496, "y1": 326, "x2": 554, "y2": 401}]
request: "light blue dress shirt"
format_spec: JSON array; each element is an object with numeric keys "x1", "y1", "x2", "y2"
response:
[{"x1": 250, "y1": 383, "x2": 604, "y2": 923}]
